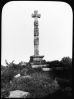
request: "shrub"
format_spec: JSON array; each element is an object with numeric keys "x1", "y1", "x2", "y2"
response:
[{"x1": 9, "y1": 72, "x2": 59, "y2": 98}]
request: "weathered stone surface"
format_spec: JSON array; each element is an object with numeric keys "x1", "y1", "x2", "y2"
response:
[
  {"x1": 8, "y1": 90, "x2": 30, "y2": 98},
  {"x1": 14, "y1": 74, "x2": 21, "y2": 78},
  {"x1": 42, "y1": 68, "x2": 51, "y2": 71}
]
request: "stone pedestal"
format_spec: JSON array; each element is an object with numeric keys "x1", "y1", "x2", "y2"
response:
[
  {"x1": 30, "y1": 55, "x2": 46, "y2": 68},
  {"x1": 30, "y1": 55, "x2": 44, "y2": 63}
]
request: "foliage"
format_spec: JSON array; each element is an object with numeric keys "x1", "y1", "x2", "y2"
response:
[
  {"x1": 61, "y1": 57, "x2": 72, "y2": 64},
  {"x1": 1, "y1": 57, "x2": 72, "y2": 98},
  {"x1": 9, "y1": 72, "x2": 59, "y2": 98},
  {"x1": 1, "y1": 65, "x2": 6, "y2": 71}
]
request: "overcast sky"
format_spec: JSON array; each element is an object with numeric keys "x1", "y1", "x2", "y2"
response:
[{"x1": 1, "y1": 1, "x2": 73, "y2": 65}]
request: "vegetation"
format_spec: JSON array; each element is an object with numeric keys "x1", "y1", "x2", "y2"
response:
[{"x1": 1, "y1": 57, "x2": 72, "y2": 98}]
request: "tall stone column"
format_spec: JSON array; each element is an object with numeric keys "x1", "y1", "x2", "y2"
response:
[
  {"x1": 34, "y1": 19, "x2": 39, "y2": 56},
  {"x1": 32, "y1": 10, "x2": 41, "y2": 56},
  {"x1": 30, "y1": 10, "x2": 44, "y2": 66}
]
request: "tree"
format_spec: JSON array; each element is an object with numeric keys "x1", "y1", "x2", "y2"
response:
[{"x1": 61, "y1": 57, "x2": 72, "y2": 64}]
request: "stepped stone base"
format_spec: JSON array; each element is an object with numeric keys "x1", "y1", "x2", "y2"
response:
[
  {"x1": 30, "y1": 55, "x2": 44, "y2": 62},
  {"x1": 29, "y1": 55, "x2": 46, "y2": 68}
]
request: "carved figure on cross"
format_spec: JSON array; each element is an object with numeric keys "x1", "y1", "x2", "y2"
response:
[{"x1": 32, "y1": 10, "x2": 41, "y2": 20}]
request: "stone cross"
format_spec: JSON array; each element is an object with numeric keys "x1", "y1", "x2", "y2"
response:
[
  {"x1": 32, "y1": 10, "x2": 41, "y2": 20},
  {"x1": 32, "y1": 10, "x2": 41, "y2": 56}
]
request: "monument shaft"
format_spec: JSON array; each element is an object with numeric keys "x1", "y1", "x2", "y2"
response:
[
  {"x1": 32, "y1": 10, "x2": 40, "y2": 56},
  {"x1": 34, "y1": 20, "x2": 39, "y2": 56},
  {"x1": 30, "y1": 10, "x2": 45, "y2": 67}
]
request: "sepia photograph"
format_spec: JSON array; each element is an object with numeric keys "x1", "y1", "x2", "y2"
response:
[{"x1": 1, "y1": 1, "x2": 72, "y2": 98}]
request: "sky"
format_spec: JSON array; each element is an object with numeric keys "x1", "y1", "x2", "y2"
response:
[{"x1": 1, "y1": 1, "x2": 73, "y2": 66}]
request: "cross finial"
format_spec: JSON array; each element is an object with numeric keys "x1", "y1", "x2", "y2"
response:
[{"x1": 32, "y1": 10, "x2": 41, "y2": 19}]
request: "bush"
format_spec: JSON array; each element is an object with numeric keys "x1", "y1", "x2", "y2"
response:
[{"x1": 9, "y1": 72, "x2": 59, "y2": 98}]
